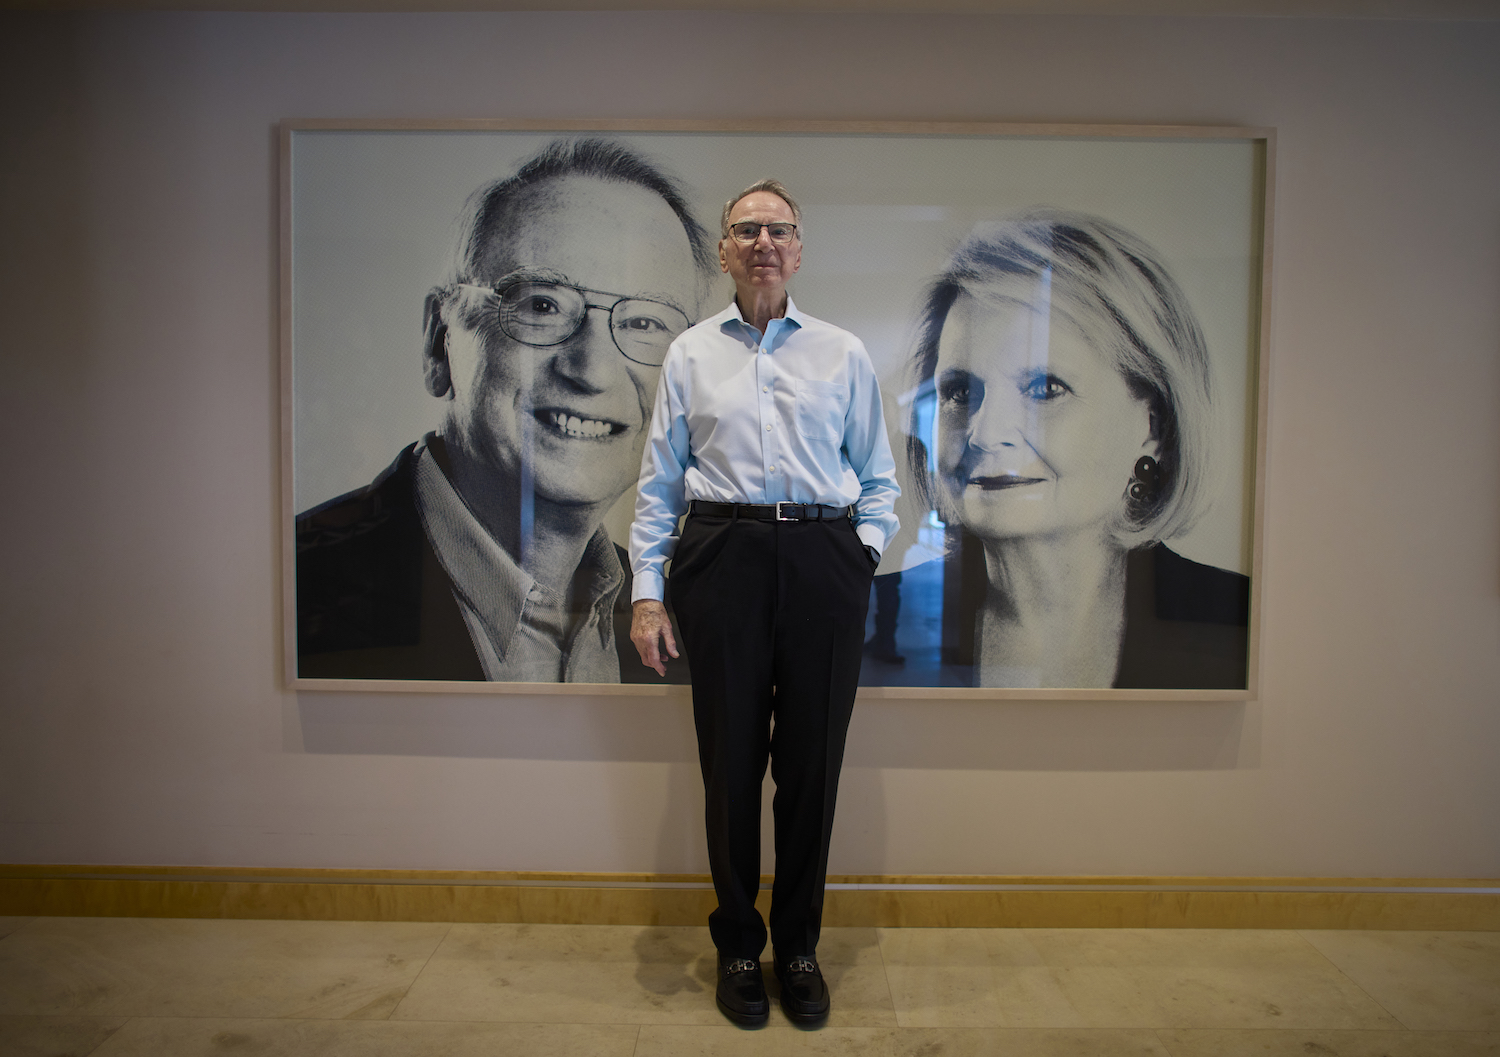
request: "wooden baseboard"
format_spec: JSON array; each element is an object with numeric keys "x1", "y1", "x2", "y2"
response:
[{"x1": 2, "y1": 866, "x2": 1496, "y2": 929}]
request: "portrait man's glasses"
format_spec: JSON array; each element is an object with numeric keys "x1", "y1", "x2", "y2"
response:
[
  {"x1": 459, "y1": 280, "x2": 691, "y2": 367},
  {"x1": 727, "y1": 222, "x2": 799, "y2": 245}
]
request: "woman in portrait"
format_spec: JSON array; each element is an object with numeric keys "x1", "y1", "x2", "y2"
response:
[{"x1": 908, "y1": 210, "x2": 1249, "y2": 689}]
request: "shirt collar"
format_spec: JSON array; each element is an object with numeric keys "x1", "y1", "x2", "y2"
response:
[{"x1": 717, "y1": 296, "x2": 804, "y2": 340}]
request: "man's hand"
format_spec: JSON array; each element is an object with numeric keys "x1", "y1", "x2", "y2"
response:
[{"x1": 630, "y1": 599, "x2": 680, "y2": 678}]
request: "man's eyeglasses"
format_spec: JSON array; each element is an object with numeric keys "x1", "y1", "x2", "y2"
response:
[
  {"x1": 458, "y1": 280, "x2": 691, "y2": 366},
  {"x1": 726, "y1": 221, "x2": 799, "y2": 245}
]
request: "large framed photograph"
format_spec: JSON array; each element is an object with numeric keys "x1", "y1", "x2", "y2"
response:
[{"x1": 282, "y1": 120, "x2": 1272, "y2": 699}]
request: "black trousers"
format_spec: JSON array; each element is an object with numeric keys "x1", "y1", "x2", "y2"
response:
[{"x1": 669, "y1": 512, "x2": 874, "y2": 959}]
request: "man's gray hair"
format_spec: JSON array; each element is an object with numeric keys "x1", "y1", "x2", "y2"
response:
[
  {"x1": 446, "y1": 137, "x2": 717, "y2": 284},
  {"x1": 720, "y1": 179, "x2": 803, "y2": 239}
]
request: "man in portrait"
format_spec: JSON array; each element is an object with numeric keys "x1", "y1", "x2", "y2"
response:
[{"x1": 296, "y1": 139, "x2": 714, "y2": 682}]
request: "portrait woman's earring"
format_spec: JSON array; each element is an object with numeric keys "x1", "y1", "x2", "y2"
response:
[{"x1": 1129, "y1": 455, "x2": 1161, "y2": 503}]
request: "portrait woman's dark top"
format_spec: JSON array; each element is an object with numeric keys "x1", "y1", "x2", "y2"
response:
[{"x1": 940, "y1": 530, "x2": 1248, "y2": 689}]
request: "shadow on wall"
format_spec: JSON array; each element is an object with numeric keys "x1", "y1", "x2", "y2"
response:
[
  {"x1": 654, "y1": 761, "x2": 712, "y2": 875},
  {"x1": 297, "y1": 693, "x2": 700, "y2": 763},
  {"x1": 846, "y1": 699, "x2": 1252, "y2": 771},
  {"x1": 830, "y1": 766, "x2": 890, "y2": 874},
  {"x1": 294, "y1": 694, "x2": 1251, "y2": 771}
]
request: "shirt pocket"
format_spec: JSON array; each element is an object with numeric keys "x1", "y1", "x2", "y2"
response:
[{"x1": 793, "y1": 379, "x2": 847, "y2": 444}]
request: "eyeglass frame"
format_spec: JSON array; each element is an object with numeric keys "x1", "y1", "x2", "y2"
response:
[
  {"x1": 452, "y1": 277, "x2": 692, "y2": 366},
  {"x1": 724, "y1": 221, "x2": 800, "y2": 245}
]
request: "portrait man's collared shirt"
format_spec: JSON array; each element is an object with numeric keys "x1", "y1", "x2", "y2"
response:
[
  {"x1": 630, "y1": 297, "x2": 900, "y2": 602},
  {"x1": 412, "y1": 439, "x2": 624, "y2": 682}
]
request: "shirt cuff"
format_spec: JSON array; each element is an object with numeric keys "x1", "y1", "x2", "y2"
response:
[
  {"x1": 855, "y1": 523, "x2": 886, "y2": 553},
  {"x1": 631, "y1": 569, "x2": 666, "y2": 604}
]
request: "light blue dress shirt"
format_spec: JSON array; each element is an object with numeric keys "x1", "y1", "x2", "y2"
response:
[{"x1": 629, "y1": 298, "x2": 900, "y2": 603}]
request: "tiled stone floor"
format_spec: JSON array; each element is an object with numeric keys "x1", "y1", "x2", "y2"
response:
[{"x1": 0, "y1": 916, "x2": 1496, "y2": 1055}]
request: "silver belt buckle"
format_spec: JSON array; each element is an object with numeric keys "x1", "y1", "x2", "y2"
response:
[{"x1": 775, "y1": 501, "x2": 796, "y2": 521}]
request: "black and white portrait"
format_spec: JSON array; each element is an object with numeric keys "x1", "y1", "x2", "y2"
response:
[
  {"x1": 294, "y1": 138, "x2": 713, "y2": 682},
  {"x1": 284, "y1": 124, "x2": 1267, "y2": 693}
]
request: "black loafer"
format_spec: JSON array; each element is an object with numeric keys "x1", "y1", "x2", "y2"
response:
[
  {"x1": 774, "y1": 953, "x2": 830, "y2": 1024},
  {"x1": 715, "y1": 954, "x2": 769, "y2": 1027}
]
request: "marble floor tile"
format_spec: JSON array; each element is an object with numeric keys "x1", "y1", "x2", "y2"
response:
[
  {"x1": 0, "y1": 917, "x2": 36, "y2": 941},
  {"x1": 1021, "y1": 929, "x2": 1401, "y2": 1031},
  {"x1": 4, "y1": 916, "x2": 1491, "y2": 1055},
  {"x1": 0, "y1": 917, "x2": 451, "y2": 1019},
  {"x1": 1026, "y1": 929, "x2": 1343, "y2": 971},
  {"x1": 0, "y1": 1014, "x2": 128, "y2": 1057},
  {"x1": 88, "y1": 1017, "x2": 640, "y2": 1057},
  {"x1": 877, "y1": 927, "x2": 1088, "y2": 1027},
  {"x1": 1158, "y1": 1028, "x2": 1500, "y2": 1056},
  {"x1": 394, "y1": 922, "x2": 723, "y2": 1024},
  {"x1": 879, "y1": 927, "x2": 1053, "y2": 967},
  {"x1": 889, "y1": 1028, "x2": 1174, "y2": 1057},
  {"x1": 1299, "y1": 930, "x2": 1500, "y2": 1031},
  {"x1": 637, "y1": 1025, "x2": 1173, "y2": 1056},
  {"x1": 395, "y1": 924, "x2": 894, "y2": 1027},
  {"x1": 636, "y1": 1024, "x2": 903, "y2": 1057}
]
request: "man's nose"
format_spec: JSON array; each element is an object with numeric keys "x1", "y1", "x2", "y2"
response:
[
  {"x1": 550, "y1": 306, "x2": 620, "y2": 392},
  {"x1": 754, "y1": 226, "x2": 777, "y2": 250}
]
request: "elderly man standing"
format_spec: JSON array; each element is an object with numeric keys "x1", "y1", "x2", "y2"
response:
[
  {"x1": 297, "y1": 139, "x2": 711, "y2": 682},
  {"x1": 629, "y1": 180, "x2": 899, "y2": 1026}
]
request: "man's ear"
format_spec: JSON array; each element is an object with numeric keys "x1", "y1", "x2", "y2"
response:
[
  {"x1": 422, "y1": 289, "x2": 452, "y2": 398},
  {"x1": 718, "y1": 239, "x2": 730, "y2": 274}
]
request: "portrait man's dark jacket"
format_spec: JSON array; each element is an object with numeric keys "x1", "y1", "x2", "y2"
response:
[{"x1": 296, "y1": 443, "x2": 682, "y2": 682}]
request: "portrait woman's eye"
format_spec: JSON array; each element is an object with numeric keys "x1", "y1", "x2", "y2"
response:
[
  {"x1": 937, "y1": 371, "x2": 977, "y2": 412},
  {"x1": 1020, "y1": 372, "x2": 1072, "y2": 401}
]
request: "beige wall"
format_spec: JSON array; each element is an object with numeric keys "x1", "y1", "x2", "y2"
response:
[{"x1": 1, "y1": 11, "x2": 1497, "y2": 878}]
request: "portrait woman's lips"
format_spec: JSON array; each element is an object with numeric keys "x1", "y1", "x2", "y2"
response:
[
  {"x1": 535, "y1": 407, "x2": 629, "y2": 440},
  {"x1": 968, "y1": 474, "x2": 1046, "y2": 490}
]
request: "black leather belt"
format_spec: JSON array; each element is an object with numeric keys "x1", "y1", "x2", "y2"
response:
[{"x1": 688, "y1": 500, "x2": 853, "y2": 522}]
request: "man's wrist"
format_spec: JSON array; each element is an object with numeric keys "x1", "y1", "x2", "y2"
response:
[{"x1": 630, "y1": 569, "x2": 667, "y2": 604}]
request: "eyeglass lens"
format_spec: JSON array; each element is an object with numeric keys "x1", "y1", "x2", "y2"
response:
[
  {"x1": 497, "y1": 282, "x2": 690, "y2": 365},
  {"x1": 730, "y1": 222, "x2": 797, "y2": 244}
]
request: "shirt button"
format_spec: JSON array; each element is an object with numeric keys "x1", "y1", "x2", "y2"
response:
[
  {"x1": 769, "y1": 465, "x2": 776, "y2": 472},
  {"x1": 766, "y1": 424, "x2": 772, "y2": 431},
  {"x1": 762, "y1": 386, "x2": 769, "y2": 392}
]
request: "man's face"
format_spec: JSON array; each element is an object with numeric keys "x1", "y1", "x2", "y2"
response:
[
  {"x1": 439, "y1": 176, "x2": 700, "y2": 511},
  {"x1": 719, "y1": 190, "x2": 801, "y2": 299}
]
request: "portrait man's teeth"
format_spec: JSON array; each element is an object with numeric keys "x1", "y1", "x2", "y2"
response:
[{"x1": 548, "y1": 410, "x2": 617, "y2": 438}]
